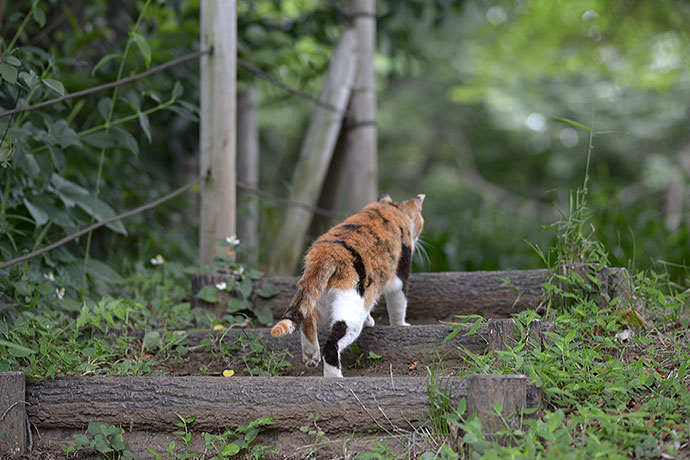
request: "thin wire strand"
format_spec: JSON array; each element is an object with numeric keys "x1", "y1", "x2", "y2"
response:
[
  {"x1": 237, "y1": 58, "x2": 351, "y2": 118},
  {"x1": 0, "y1": 174, "x2": 205, "y2": 270},
  {"x1": 1, "y1": 176, "x2": 344, "y2": 270},
  {"x1": 0, "y1": 49, "x2": 210, "y2": 120},
  {"x1": 237, "y1": 181, "x2": 345, "y2": 218}
]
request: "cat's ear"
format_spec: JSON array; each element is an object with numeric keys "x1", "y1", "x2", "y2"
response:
[
  {"x1": 414, "y1": 194, "x2": 425, "y2": 209},
  {"x1": 378, "y1": 193, "x2": 393, "y2": 203}
]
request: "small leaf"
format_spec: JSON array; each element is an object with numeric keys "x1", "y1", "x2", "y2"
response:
[
  {"x1": 195, "y1": 285, "x2": 219, "y2": 303},
  {"x1": 98, "y1": 98, "x2": 113, "y2": 121},
  {"x1": 23, "y1": 198, "x2": 49, "y2": 226},
  {"x1": 253, "y1": 307, "x2": 273, "y2": 326},
  {"x1": 33, "y1": 5, "x2": 46, "y2": 27},
  {"x1": 227, "y1": 297, "x2": 248, "y2": 313},
  {"x1": 172, "y1": 81, "x2": 183, "y2": 99},
  {"x1": 0, "y1": 63, "x2": 18, "y2": 83},
  {"x1": 493, "y1": 400, "x2": 503, "y2": 415},
  {"x1": 0, "y1": 339, "x2": 36, "y2": 357},
  {"x1": 143, "y1": 331, "x2": 161, "y2": 353},
  {"x1": 256, "y1": 283, "x2": 278, "y2": 299},
  {"x1": 138, "y1": 112, "x2": 152, "y2": 143},
  {"x1": 368, "y1": 351, "x2": 382, "y2": 360},
  {"x1": 43, "y1": 78, "x2": 66, "y2": 96},
  {"x1": 112, "y1": 127, "x2": 139, "y2": 155},
  {"x1": 221, "y1": 443, "x2": 241, "y2": 456},
  {"x1": 82, "y1": 132, "x2": 117, "y2": 149},
  {"x1": 131, "y1": 32, "x2": 151, "y2": 67},
  {"x1": 236, "y1": 278, "x2": 253, "y2": 299},
  {"x1": 457, "y1": 397, "x2": 466, "y2": 416},
  {"x1": 4, "y1": 56, "x2": 21, "y2": 66},
  {"x1": 551, "y1": 115, "x2": 592, "y2": 132},
  {"x1": 92, "y1": 53, "x2": 122, "y2": 76},
  {"x1": 244, "y1": 427, "x2": 259, "y2": 443},
  {"x1": 72, "y1": 434, "x2": 91, "y2": 447}
]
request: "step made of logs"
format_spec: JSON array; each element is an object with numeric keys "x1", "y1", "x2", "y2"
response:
[
  {"x1": 192, "y1": 267, "x2": 631, "y2": 323},
  {"x1": 25, "y1": 375, "x2": 541, "y2": 434},
  {"x1": 183, "y1": 321, "x2": 554, "y2": 374}
]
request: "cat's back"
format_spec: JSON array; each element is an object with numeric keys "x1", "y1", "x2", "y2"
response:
[{"x1": 305, "y1": 201, "x2": 410, "y2": 296}]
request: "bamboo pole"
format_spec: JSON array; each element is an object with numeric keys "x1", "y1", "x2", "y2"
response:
[
  {"x1": 342, "y1": 0, "x2": 377, "y2": 211},
  {"x1": 269, "y1": 29, "x2": 358, "y2": 275},
  {"x1": 237, "y1": 88, "x2": 259, "y2": 264},
  {"x1": 199, "y1": 0, "x2": 236, "y2": 265}
]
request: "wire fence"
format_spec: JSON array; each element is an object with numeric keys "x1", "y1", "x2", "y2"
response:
[{"x1": 1, "y1": 41, "x2": 351, "y2": 269}]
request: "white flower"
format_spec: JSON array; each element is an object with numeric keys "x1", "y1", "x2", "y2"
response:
[
  {"x1": 215, "y1": 281, "x2": 227, "y2": 290},
  {"x1": 232, "y1": 266, "x2": 245, "y2": 276},
  {"x1": 55, "y1": 287, "x2": 65, "y2": 300},
  {"x1": 225, "y1": 235, "x2": 240, "y2": 247},
  {"x1": 44, "y1": 272, "x2": 55, "y2": 282},
  {"x1": 150, "y1": 254, "x2": 165, "y2": 265}
]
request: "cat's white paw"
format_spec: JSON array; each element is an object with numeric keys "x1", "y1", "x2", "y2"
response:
[
  {"x1": 364, "y1": 314, "x2": 375, "y2": 327},
  {"x1": 390, "y1": 320, "x2": 411, "y2": 326},
  {"x1": 323, "y1": 363, "x2": 343, "y2": 378},
  {"x1": 302, "y1": 350, "x2": 321, "y2": 367}
]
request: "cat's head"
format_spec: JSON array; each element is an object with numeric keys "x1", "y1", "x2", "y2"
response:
[{"x1": 378, "y1": 193, "x2": 425, "y2": 242}]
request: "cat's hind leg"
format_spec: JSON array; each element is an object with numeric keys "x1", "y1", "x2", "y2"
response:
[
  {"x1": 323, "y1": 289, "x2": 366, "y2": 378},
  {"x1": 384, "y1": 277, "x2": 411, "y2": 326},
  {"x1": 364, "y1": 312, "x2": 375, "y2": 327},
  {"x1": 301, "y1": 313, "x2": 320, "y2": 367}
]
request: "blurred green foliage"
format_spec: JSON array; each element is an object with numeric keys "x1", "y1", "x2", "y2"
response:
[{"x1": 0, "y1": 0, "x2": 688, "y2": 323}]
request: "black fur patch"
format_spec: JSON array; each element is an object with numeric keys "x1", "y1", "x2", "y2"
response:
[
  {"x1": 281, "y1": 304, "x2": 304, "y2": 328},
  {"x1": 324, "y1": 320, "x2": 347, "y2": 367},
  {"x1": 396, "y1": 244, "x2": 412, "y2": 294},
  {"x1": 332, "y1": 240, "x2": 367, "y2": 296},
  {"x1": 340, "y1": 224, "x2": 362, "y2": 231}
]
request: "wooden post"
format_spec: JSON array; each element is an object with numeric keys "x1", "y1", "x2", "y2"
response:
[
  {"x1": 269, "y1": 29, "x2": 358, "y2": 275},
  {"x1": 200, "y1": 0, "x2": 236, "y2": 265},
  {"x1": 488, "y1": 318, "x2": 548, "y2": 352},
  {"x1": 487, "y1": 318, "x2": 516, "y2": 352},
  {"x1": 309, "y1": 126, "x2": 349, "y2": 235},
  {"x1": 0, "y1": 372, "x2": 27, "y2": 457},
  {"x1": 342, "y1": 0, "x2": 377, "y2": 212},
  {"x1": 237, "y1": 88, "x2": 259, "y2": 264},
  {"x1": 467, "y1": 374, "x2": 527, "y2": 444}
]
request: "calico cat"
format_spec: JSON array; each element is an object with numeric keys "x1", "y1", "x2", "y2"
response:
[{"x1": 271, "y1": 193, "x2": 425, "y2": 377}]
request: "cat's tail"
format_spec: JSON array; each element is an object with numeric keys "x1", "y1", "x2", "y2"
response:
[{"x1": 271, "y1": 262, "x2": 334, "y2": 337}]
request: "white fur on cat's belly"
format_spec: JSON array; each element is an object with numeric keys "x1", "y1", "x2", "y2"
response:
[{"x1": 384, "y1": 277, "x2": 410, "y2": 326}]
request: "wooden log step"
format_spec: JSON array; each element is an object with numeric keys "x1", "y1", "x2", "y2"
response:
[
  {"x1": 239, "y1": 267, "x2": 629, "y2": 323},
  {"x1": 25, "y1": 375, "x2": 541, "y2": 434},
  {"x1": 179, "y1": 321, "x2": 554, "y2": 376}
]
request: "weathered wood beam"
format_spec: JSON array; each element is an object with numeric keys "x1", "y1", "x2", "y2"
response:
[
  {"x1": 237, "y1": 88, "x2": 260, "y2": 264},
  {"x1": 254, "y1": 269, "x2": 549, "y2": 323},
  {"x1": 26, "y1": 376, "x2": 541, "y2": 434},
  {"x1": 199, "y1": 0, "x2": 236, "y2": 265},
  {"x1": 0, "y1": 372, "x2": 27, "y2": 458},
  {"x1": 252, "y1": 267, "x2": 631, "y2": 323},
  {"x1": 268, "y1": 29, "x2": 358, "y2": 275}
]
